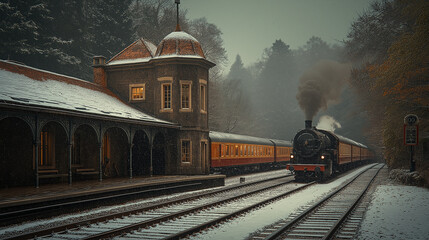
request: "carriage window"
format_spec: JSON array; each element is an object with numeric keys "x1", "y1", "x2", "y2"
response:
[
  {"x1": 226, "y1": 145, "x2": 229, "y2": 157},
  {"x1": 235, "y1": 145, "x2": 239, "y2": 156},
  {"x1": 219, "y1": 145, "x2": 222, "y2": 158}
]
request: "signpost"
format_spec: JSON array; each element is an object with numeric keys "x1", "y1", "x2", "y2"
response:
[{"x1": 404, "y1": 114, "x2": 419, "y2": 172}]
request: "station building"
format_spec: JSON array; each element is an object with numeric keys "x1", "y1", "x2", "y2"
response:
[{"x1": 0, "y1": 28, "x2": 215, "y2": 188}]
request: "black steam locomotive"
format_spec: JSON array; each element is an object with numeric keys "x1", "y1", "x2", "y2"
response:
[{"x1": 287, "y1": 120, "x2": 372, "y2": 181}]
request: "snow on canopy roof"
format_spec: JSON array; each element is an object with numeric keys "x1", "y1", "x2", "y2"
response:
[
  {"x1": 0, "y1": 60, "x2": 175, "y2": 126},
  {"x1": 209, "y1": 131, "x2": 290, "y2": 146},
  {"x1": 107, "y1": 38, "x2": 157, "y2": 66}
]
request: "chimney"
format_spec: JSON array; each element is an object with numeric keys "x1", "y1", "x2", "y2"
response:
[
  {"x1": 92, "y1": 56, "x2": 106, "y2": 87},
  {"x1": 305, "y1": 120, "x2": 312, "y2": 129}
]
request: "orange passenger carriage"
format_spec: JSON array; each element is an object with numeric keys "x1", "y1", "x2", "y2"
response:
[{"x1": 209, "y1": 131, "x2": 292, "y2": 175}]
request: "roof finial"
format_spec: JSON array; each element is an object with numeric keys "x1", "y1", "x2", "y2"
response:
[{"x1": 175, "y1": 0, "x2": 181, "y2": 31}]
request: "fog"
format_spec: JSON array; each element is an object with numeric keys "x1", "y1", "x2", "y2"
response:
[{"x1": 210, "y1": 36, "x2": 367, "y2": 144}]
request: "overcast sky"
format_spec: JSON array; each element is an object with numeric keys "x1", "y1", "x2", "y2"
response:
[{"x1": 181, "y1": 0, "x2": 376, "y2": 70}]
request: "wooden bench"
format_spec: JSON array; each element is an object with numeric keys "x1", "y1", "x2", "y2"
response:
[
  {"x1": 38, "y1": 169, "x2": 68, "y2": 179},
  {"x1": 75, "y1": 168, "x2": 99, "y2": 176}
]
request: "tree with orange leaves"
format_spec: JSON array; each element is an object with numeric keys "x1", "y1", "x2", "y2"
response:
[
  {"x1": 368, "y1": 0, "x2": 429, "y2": 108},
  {"x1": 367, "y1": 0, "x2": 429, "y2": 174},
  {"x1": 347, "y1": 0, "x2": 428, "y2": 177}
]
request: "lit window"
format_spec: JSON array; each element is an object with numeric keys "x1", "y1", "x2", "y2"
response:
[
  {"x1": 181, "y1": 82, "x2": 191, "y2": 110},
  {"x1": 162, "y1": 83, "x2": 172, "y2": 110},
  {"x1": 181, "y1": 140, "x2": 191, "y2": 163},
  {"x1": 129, "y1": 84, "x2": 145, "y2": 101}
]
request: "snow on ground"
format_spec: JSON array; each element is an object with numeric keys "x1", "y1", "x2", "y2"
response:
[
  {"x1": 0, "y1": 170, "x2": 289, "y2": 238},
  {"x1": 224, "y1": 169, "x2": 290, "y2": 186},
  {"x1": 190, "y1": 164, "x2": 375, "y2": 240},
  {"x1": 357, "y1": 184, "x2": 429, "y2": 239}
]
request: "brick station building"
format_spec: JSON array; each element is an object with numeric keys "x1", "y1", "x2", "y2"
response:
[{"x1": 0, "y1": 28, "x2": 215, "y2": 188}]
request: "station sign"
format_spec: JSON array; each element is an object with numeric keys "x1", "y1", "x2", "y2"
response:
[{"x1": 404, "y1": 114, "x2": 419, "y2": 146}]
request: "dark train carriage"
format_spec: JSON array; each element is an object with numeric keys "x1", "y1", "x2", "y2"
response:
[
  {"x1": 270, "y1": 139, "x2": 293, "y2": 165},
  {"x1": 209, "y1": 131, "x2": 277, "y2": 174}
]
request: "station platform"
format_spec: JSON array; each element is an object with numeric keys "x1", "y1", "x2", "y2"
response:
[{"x1": 0, "y1": 174, "x2": 225, "y2": 212}]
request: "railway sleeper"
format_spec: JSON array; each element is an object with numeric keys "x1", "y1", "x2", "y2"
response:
[
  {"x1": 288, "y1": 232, "x2": 326, "y2": 238},
  {"x1": 295, "y1": 226, "x2": 332, "y2": 230}
]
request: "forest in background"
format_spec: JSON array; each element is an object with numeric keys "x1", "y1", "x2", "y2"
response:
[
  {"x1": 1, "y1": 0, "x2": 428, "y2": 179},
  {"x1": 0, "y1": 0, "x2": 227, "y2": 81}
]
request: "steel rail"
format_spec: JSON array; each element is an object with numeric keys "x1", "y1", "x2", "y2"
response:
[
  {"x1": 263, "y1": 163, "x2": 383, "y2": 240},
  {"x1": 164, "y1": 182, "x2": 316, "y2": 240},
  {"x1": 323, "y1": 164, "x2": 383, "y2": 239},
  {"x1": 81, "y1": 177, "x2": 300, "y2": 240},
  {"x1": 4, "y1": 174, "x2": 292, "y2": 240}
]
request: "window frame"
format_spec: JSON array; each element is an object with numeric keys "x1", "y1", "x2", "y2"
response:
[
  {"x1": 129, "y1": 83, "x2": 146, "y2": 101},
  {"x1": 199, "y1": 79, "x2": 207, "y2": 114},
  {"x1": 180, "y1": 80, "x2": 192, "y2": 112},
  {"x1": 181, "y1": 139, "x2": 192, "y2": 163},
  {"x1": 39, "y1": 131, "x2": 50, "y2": 167},
  {"x1": 161, "y1": 82, "x2": 173, "y2": 112}
]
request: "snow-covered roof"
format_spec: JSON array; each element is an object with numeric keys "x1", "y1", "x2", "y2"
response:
[
  {"x1": 105, "y1": 34, "x2": 209, "y2": 67},
  {"x1": 210, "y1": 131, "x2": 282, "y2": 146},
  {"x1": 163, "y1": 31, "x2": 199, "y2": 42},
  {"x1": 0, "y1": 60, "x2": 175, "y2": 126},
  {"x1": 155, "y1": 30, "x2": 206, "y2": 59},
  {"x1": 107, "y1": 38, "x2": 156, "y2": 66},
  {"x1": 270, "y1": 139, "x2": 293, "y2": 147},
  {"x1": 107, "y1": 57, "x2": 151, "y2": 66},
  {"x1": 336, "y1": 134, "x2": 367, "y2": 148}
]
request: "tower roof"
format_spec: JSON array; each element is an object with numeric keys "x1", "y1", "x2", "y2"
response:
[
  {"x1": 155, "y1": 31, "x2": 205, "y2": 59},
  {"x1": 107, "y1": 38, "x2": 157, "y2": 66}
]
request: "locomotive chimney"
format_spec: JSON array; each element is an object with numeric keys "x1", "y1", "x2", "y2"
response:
[{"x1": 305, "y1": 120, "x2": 312, "y2": 129}]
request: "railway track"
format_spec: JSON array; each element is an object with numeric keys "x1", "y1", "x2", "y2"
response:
[
  {"x1": 249, "y1": 163, "x2": 384, "y2": 240},
  {"x1": 2, "y1": 173, "x2": 306, "y2": 239}
]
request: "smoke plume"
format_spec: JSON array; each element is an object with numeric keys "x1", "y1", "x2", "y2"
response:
[
  {"x1": 296, "y1": 60, "x2": 351, "y2": 120},
  {"x1": 316, "y1": 115, "x2": 342, "y2": 132}
]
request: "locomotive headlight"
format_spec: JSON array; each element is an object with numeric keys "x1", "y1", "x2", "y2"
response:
[
  {"x1": 290, "y1": 154, "x2": 294, "y2": 159},
  {"x1": 320, "y1": 155, "x2": 325, "y2": 160}
]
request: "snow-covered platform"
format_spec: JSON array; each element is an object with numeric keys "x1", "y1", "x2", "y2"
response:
[{"x1": 0, "y1": 174, "x2": 225, "y2": 212}]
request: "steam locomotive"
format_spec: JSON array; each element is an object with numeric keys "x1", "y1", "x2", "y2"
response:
[{"x1": 287, "y1": 120, "x2": 372, "y2": 181}]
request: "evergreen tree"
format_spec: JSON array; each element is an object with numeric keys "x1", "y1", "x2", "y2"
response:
[
  {"x1": 0, "y1": 0, "x2": 80, "y2": 75},
  {"x1": 84, "y1": 0, "x2": 133, "y2": 59}
]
